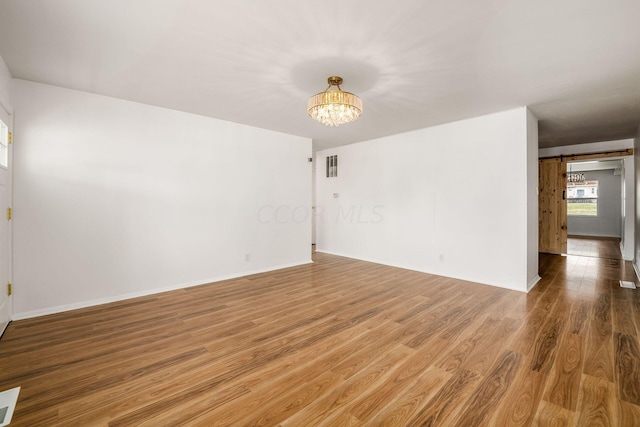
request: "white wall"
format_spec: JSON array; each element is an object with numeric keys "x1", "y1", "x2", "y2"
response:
[
  {"x1": 622, "y1": 156, "x2": 635, "y2": 260},
  {"x1": 316, "y1": 108, "x2": 535, "y2": 292},
  {"x1": 635, "y1": 127, "x2": 640, "y2": 274},
  {"x1": 12, "y1": 79, "x2": 312, "y2": 318},
  {"x1": 0, "y1": 54, "x2": 11, "y2": 114},
  {"x1": 526, "y1": 108, "x2": 540, "y2": 289}
]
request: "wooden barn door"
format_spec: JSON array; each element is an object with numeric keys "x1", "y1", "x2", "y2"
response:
[{"x1": 539, "y1": 157, "x2": 567, "y2": 254}]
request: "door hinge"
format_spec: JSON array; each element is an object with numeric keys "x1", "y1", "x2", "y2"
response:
[
  {"x1": 6, "y1": 207, "x2": 11, "y2": 220},
  {"x1": 8, "y1": 131, "x2": 12, "y2": 144},
  {"x1": 7, "y1": 283, "x2": 11, "y2": 296}
]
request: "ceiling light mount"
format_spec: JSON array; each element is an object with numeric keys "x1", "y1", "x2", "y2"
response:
[
  {"x1": 327, "y1": 76, "x2": 343, "y2": 86},
  {"x1": 307, "y1": 76, "x2": 363, "y2": 127}
]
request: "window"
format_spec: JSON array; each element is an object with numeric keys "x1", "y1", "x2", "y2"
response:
[
  {"x1": 567, "y1": 180, "x2": 598, "y2": 216},
  {"x1": 326, "y1": 155, "x2": 337, "y2": 178},
  {"x1": 0, "y1": 120, "x2": 7, "y2": 168}
]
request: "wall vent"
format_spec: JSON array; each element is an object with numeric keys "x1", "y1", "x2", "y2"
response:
[
  {"x1": 0, "y1": 387, "x2": 20, "y2": 427},
  {"x1": 620, "y1": 280, "x2": 637, "y2": 289}
]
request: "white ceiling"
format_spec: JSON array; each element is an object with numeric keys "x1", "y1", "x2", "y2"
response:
[{"x1": 0, "y1": 0, "x2": 639, "y2": 151}]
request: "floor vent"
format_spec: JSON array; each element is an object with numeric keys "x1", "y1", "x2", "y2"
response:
[
  {"x1": 619, "y1": 280, "x2": 637, "y2": 289},
  {"x1": 0, "y1": 387, "x2": 20, "y2": 427}
]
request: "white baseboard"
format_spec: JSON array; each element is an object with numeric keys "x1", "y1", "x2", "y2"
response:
[
  {"x1": 315, "y1": 249, "x2": 527, "y2": 293},
  {"x1": 620, "y1": 242, "x2": 634, "y2": 261},
  {"x1": 527, "y1": 275, "x2": 542, "y2": 292},
  {"x1": 568, "y1": 233, "x2": 621, "y2": 239},
  {"x1": 12, "y1": 259, "x2": 312, "y2": 320},
  {"x1": 633, "y1": 262, "x2": 640, "y2": 282}
]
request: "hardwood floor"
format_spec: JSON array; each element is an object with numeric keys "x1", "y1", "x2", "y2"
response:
[
  {"x1": 1, "y1": 250, "x2": 640, "y2": 426},
  {"x1": 567, "y1": 235, "x2": 622, "y2": 260}
]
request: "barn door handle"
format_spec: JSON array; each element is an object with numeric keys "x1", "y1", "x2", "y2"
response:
[{"x1": 562, "y1": 190, "x2": 566, "y2": 200}]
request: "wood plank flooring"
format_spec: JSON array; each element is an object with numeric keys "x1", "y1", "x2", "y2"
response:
[
  {"x1": 1, "y1": 247, "x2": 640, "y2": 426},
  {"x1": 567, "y1": 235, "x2": 622, "y2": 260}
]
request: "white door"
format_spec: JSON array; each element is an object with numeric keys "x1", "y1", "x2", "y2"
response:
[{"x1": 0, "y1": 110, "x2": 12, "y2": 337}]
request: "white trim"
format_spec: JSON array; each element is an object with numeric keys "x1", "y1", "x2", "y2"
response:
[
  {"x1": 12, "y1": 260, "x2": 312, "y2": 320},
  {"x1": 620, "y1": 242, "x2": 634, "y2": 261},
  {"x1": 0, "y1": 299, "x2": 9, "y2": 338},
  {"x1": 633, "y1": 262, "x2": 640, "y2": 282},
  {"x1": 315, "y1": 250, "x2": 527, "y2": 292},
  {"x1": 527, "y1": 275, "x2": 542, "y2": 292},
  {"x1": 567, "y1": 233, "x2": 621, "y2": 239}
]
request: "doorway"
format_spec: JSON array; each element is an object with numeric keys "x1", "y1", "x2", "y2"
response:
[
  {"x1": 539, "y1": 149, "x2": 634, "y2": 261},
  {"x1": 565, "y1": 159, "x2": 624, "y2": 260}
]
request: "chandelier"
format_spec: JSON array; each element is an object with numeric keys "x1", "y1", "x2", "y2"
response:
[{"x1": 307, "y1": 76, "x2": 363, "y2": 126}]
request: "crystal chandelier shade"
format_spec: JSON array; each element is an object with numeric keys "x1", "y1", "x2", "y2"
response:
[{"x1": 307, "y1": 76, "x2": 363, "y2": 127}]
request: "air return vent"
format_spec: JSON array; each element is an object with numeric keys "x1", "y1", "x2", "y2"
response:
[
  {"x1": 0, "y1": 387, "x2": 20, "y2": 427},
  {"x1": 326, "y1": 155, "x2": 337, "y2": 178},
  {"x1": 619, "y1": 280, "x2": 637, "y2": 289}
]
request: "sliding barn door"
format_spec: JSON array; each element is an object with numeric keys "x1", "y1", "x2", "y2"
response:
[{"x1": 539, "y1": 158, "x2": 567, "y2": 254}]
